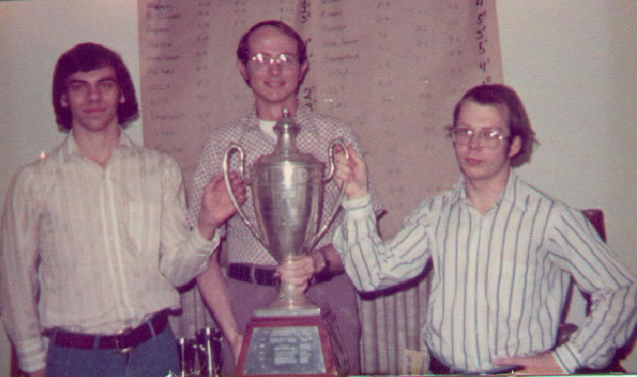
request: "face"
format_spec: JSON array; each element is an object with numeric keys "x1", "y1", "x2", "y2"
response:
[
  {"x1": 453, "y1": 100, "x2": 521, "y2": 183},
  {"x1": 238, "y1": 26, "x2": 308, "y2": 109},
  {"x1": 60, "y1": 66, "x2": 123, "y2": 133}
]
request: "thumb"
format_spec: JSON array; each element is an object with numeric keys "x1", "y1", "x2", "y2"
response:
[{"x1": 347, "y1": 145, "x2": 362, "y2": 165}]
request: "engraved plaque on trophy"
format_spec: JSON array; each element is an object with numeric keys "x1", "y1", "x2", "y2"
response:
[{"x1": 223, "y1": 109, "x2": 348, "y2": 377}]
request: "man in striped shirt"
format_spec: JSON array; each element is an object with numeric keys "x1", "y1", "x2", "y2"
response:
[
  {"x1": 0, "y1": 43, "x2": 245, "y2": 377},
  {"x1": 333, "y1": 84, "x2": 637, "y2": 374}
]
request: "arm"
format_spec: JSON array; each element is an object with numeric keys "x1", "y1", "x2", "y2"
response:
[
  {"x1": 188, "y1": 132, "x2": 244, "y2": 361},
  {"x1": 196, "y1": 256, "x2": 243, "y2": 363},
  {"x1": 0, "y1": 168, "x2": 47, "y2": 373},
  {"x1": 548, "y1": 209, "x2": 636, "y2": 372},
  {"x1": 332, "y1": 147, "x2": 432, "y2": 292},
  {"x1": 276, "y1": 144, "x2": 372, "y2": 290},
  {"x1": 158, "y1": 157, "x2": 245, "y2": 287}
]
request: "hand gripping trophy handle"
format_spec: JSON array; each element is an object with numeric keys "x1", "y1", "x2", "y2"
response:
[{"x1": 222, "y1": 139, "x2": 350, "y2": 253}]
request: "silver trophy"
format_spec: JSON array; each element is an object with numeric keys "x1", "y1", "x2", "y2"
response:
[{"x1": 223, "y1": 108, "x2": 348, "y2": 315}]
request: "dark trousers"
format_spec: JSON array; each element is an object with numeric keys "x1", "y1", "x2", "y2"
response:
[{"x1": 44, "y1": 323, "x2": 179, "y2": 377}]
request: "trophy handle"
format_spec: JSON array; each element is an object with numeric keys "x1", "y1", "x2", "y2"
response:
[
  {"x1": 306, "y1": 138, "x2": 350, "y2": 251},
  {"x1": 223, "y1": 144, "x2": 268, "y2": 248}
]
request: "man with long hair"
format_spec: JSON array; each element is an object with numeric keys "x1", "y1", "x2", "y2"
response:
[{"x1": 1, "y1": 42, "x2": 245, "y2": 377}]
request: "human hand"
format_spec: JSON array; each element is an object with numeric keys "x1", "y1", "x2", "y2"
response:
[
  {"x1": 197, "y1": 172, "x2": 246, "y2": 239},
  {"x1": 25, "y1": 369, "x2": 45, "y2": 377},
  {"x1": 274, "y1": 255, "x2": 318, "y2": 293},
  {"x1": 494, "y1": 351, "x2": 564, "y2": 375},
  {"x1": 334, "y1": 144, "x2": 368, "y2": 200}
]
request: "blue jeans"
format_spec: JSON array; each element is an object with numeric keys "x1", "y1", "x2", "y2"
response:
[{"x1": 44, "y1": 324, "x2": 179, "y2": 377}]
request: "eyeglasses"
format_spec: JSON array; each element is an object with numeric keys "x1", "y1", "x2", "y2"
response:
[
  {"x1": 249, "y1": 52, "x2": 299, "y2": 70},
  {"x1": 451, "y1": 127, "x2": 510, "y2": 149}
]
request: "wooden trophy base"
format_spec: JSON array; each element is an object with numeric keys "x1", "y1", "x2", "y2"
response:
[{"x1": 235, "y1": 311, "x2": 340, "y2": 377}]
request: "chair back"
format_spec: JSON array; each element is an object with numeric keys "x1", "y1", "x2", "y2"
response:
[{"x1": 581, "y1": 209, "x2": 606, "y2": 242}]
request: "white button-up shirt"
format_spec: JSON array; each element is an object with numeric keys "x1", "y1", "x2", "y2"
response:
[
  {"x1": 334, "y1": 172, "x2": 636, "y2": 373},
  {"x1": 1, "y1": 130, "x2": 218, "y2": 372}
]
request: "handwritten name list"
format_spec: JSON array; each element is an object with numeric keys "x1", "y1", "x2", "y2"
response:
[{"x1": 137, "y1": 0, "x2": 502, "y2": 240}]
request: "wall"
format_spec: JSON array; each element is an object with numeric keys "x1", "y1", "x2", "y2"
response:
[{"x1": 0, "y1": 0, "x2": 635, "y2": 375}]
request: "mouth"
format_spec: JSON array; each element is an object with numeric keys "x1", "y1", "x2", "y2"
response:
[
  {"x1": 265, "y1": 80, "x2": 285, "y2": 89},
  {"x1": 84, "y1": 108, "x2": 106, "y2": 115},
  {"x1": 465, "y1": 157, "x2": 483, "y2": 165}
]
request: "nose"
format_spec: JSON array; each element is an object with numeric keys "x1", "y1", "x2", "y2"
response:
[
  {"x1": 467, "y1": 134, "x2": 482, "y2": 150},
  {"x1": 87, "y1": 84, "x2": 102, "y2": 101},
  {"x1": 268, "y1": 61, "x2": 283, "y2": 75}
]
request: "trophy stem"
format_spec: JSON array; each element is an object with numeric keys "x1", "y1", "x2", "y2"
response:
[{"x1": 253, "y1": 261, "x2": 320, "y2": 317}]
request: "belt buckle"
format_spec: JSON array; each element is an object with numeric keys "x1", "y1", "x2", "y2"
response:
[{"x1": 115, "y1": 326, "x2": 134, "y2": 354}]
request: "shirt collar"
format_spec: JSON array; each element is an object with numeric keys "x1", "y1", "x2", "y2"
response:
[
  {"x1": 61, "y1": 127, "x2": 136, "y2": 162},
  {"x1": 451, "y1": 170, "x2": 527, "y2": 212}
]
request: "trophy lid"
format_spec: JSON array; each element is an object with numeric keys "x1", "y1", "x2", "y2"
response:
[{"x1": 257, "y1": 107, "x2": 324, "y2": 168}]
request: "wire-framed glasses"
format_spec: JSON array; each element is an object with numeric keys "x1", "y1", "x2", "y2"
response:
[
  {"x1": 249, "y1": 52, "x2": 299, "y2": 70},
  {"x1": 451, "y1": 127, "x2": 510, "y2": 149}
]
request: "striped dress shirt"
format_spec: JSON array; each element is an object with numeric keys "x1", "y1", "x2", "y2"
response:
[
  {"x1": 0, "y1": 130, "x2": 218, "y2": 372},
  {"x1": 334, "y1": 171, "x2": 636, "y2": 373}
]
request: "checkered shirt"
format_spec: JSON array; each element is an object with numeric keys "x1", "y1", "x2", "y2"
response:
[{"x1": 187, "y1": 107, "x2": 383, "y2": 265}]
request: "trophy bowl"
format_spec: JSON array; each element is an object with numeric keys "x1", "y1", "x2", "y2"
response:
[{"x1": 223, "y1": 109, "x2": 347, "y2": 314}]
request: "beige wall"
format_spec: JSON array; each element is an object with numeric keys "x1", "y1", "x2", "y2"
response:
[{"x1": 1, "y1": 0, "x2": 636, "y2": 375}]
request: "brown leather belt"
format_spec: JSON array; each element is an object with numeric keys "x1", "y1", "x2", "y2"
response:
[
  {"x1": 228, "y1": 263, "x2": 340, "y2": 287},
  {"x1": 52, "y1": 312, "x2": 168, "y2": 353}
]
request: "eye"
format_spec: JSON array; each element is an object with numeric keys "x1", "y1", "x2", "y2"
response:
[
  {"x1": 99, "y1": 80, "x2": 117, "y2": 90},
  {"x1": 68, "y1": 82, "x2": 86, "y2": 92},
  {"x1": 279, "y1": 54, "x2": 299, "y2": 66},
  {"x1": 455, "y1": 128, "x2": 473, "y2": 136},
  {"x1": 252, "y1": 53, "x2": 270, "y2": 64},
  {"x1": 483, "y1": 129, "x2": 502, "y2": 140}
]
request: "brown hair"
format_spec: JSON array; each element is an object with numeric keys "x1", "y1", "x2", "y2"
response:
[
  {"x1": 237, "y1": 20, "x2": 307, "y2": 66},
  {"x1": 453, "y1": 84, "x2": 537, "y2": 166},
  {"x1": 52, "y1": 42, "x2": 138, "y2": 131}
]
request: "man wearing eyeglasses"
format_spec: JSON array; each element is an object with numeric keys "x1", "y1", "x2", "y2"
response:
[
  {"x1": 186, "y1": 20, "x2": 384, "y2": 376},
  {"x1": 333, "y1": 84, "x2": 637, "y2": 374}
]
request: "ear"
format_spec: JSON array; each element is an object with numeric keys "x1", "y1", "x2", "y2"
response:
[
  {"x1": 508, "y1": 135, "x2": 522, "y2": 159},
  {"x1": 300, "y1": 61, "x2": 309, "y2": 81},
  {"x1": 60, "y1": 94, "x2": 69, "y2": 108},
  {"x1": 119, "y1": 94, "x2": 125, "y2": 104},
  {"x1": 238, "y1": 60, "x2": 250, "y2": 83}
]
